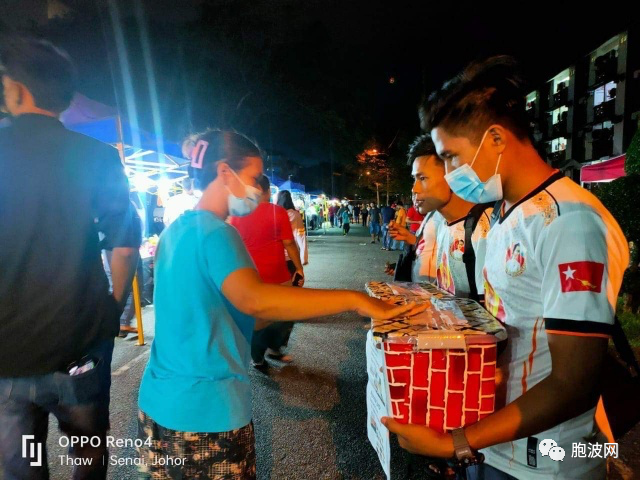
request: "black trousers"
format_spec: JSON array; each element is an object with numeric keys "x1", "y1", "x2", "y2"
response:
[{"x1": 0, "y1": 339, "x2": 114, "y2": 480}]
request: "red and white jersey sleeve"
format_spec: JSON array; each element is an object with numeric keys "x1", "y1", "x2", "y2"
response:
[{"x1": 538, "y1": 206, "x2": 627, "y2": 336}]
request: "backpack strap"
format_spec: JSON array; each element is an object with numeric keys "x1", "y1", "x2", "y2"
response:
[
  {"x1": 415, "y1": 210, "x2": 435, "y2": 242},
  {"x1": 489, "y1": 200, "x2": 503, "y2": 227},
  {"x1": 462, "y1": 203, "x2": 493, "y2": 302},
  {"x1": 612, "y1": 315, "x2": 640, "y2": 378}
]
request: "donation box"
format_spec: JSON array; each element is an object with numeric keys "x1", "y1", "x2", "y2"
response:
[{"x1": 365, "y1": 282, "x2": 506, "y2": 478}]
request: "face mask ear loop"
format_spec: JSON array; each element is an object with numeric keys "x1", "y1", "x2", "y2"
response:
[
  {"x1": 228, "y1": 166, "x2": 245, "y2": 185},
  {"x1": 470, "y1": 129, "x2": 491, "y2": 169},
  {"x1": 494, "y1": 152, "x2": 503, "y2": 176}
]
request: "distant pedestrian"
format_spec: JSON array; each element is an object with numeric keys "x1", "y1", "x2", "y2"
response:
[
  {"x1": 392, "y1": 202, "x2": 407, "y2": 251},
  {"x1": 381, "y1": 203, "x2": 396, "y2": 250},
  {"x1": 342, "y1": 209, "x2": 351, "y2": 235},
  {"x1": 362, "y1": 205, "x2": 369, "y2": 227},
  {"x1": 328, "y1": 204, "x2": 337, "y2": 228},
  {"x1": 337, "y1": 204, "x2": 346, "y2": 228},
  {"x1": 369, "y1": 202, "x2": 382, "y2": 244},
  {"x1": 353, "y1": 204, "x2": 361, "y2": 224},
  {"x1": 406, "y1": 200, "x2": 425, "y2": 234}
]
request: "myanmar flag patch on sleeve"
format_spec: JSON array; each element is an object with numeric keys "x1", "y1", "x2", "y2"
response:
[{"x1": 558, "y1": 261, "x2": 604, "y2": 293}]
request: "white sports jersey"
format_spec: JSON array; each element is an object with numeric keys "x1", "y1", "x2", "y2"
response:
[
  {"x1": 481, "y1": 172, "x2": 629, "y2": 479},
  {"x1": 412, "y1": 212, "x2": 441, "y2": 283},
  {"x1": 435, "y1": 207, "x2": 492, "y2": 298}
]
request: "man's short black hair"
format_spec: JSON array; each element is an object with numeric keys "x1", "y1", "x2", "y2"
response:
[
  {"x1": 258, "y1": 174, "x2": 270, "y2": 193},
  {"x1": 420, "y1": 56, "x2": 530, "y2": 143},
  {"x1": 406, "y1": 134, "x2": 438, "y2": 165},
  {"x1": 0, "y1": 36, "x2": 76, "y2": 113}
]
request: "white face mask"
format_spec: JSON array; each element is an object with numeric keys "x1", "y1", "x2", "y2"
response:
[
  {"x1": 443, "y1": 129, "x2": 503, "y2": 203},
  {"x1": 226, "y1": 169, "x2": 262, "y2": 217}
]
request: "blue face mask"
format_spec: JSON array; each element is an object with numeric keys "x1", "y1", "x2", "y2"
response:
[
  {"x1": 444, "y1": 129, "x2": 503, "y2": 203},
  {"x1": 226, "y1": 168, "x2": 262, "y2": 217}
]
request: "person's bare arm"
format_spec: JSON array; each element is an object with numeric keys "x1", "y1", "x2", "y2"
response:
[
  {"x1": 222, "y1": 268, "x2": 426, "y2": 321},
  {"x1": 283, "y1": 238, "x2": 304, "y2": 276},
  {"x1": 388, "y1": 224, "x2": 417, "y2": 245},
  {"x1": 383, "y1": 332, "x2": 607, "y2": 457},
  {"x1": 110, "y1": 247, "x2": 140, "y2": 309}
]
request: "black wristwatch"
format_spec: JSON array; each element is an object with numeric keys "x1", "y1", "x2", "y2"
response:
[{"x1": 451, "y1": 428, "x2": 484, "y2": 467}]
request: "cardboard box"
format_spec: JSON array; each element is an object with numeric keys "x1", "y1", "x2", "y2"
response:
[{"x1": 366, "y1": 281, "x2": 507, "y2": 433}]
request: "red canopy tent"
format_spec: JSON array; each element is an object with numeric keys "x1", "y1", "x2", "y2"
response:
[{"x1": 580, "y1": 154, "x2": 626, "y2": 183}]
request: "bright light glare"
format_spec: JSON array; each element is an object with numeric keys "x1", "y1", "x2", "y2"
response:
[
  {"x1": 132, "y1": 174, "x2": 155, "y2": 192},
  {"x1": 158, "y1": 177, "x2": 172, "y2": 191}
]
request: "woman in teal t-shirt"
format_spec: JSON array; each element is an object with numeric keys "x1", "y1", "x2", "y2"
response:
[{"x1": 137, "y1": 129, "x2": 424, "y2": 479}]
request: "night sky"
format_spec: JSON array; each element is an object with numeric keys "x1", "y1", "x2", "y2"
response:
[{"x1": 5, "y1": 1, "x2": 636, "y2": 177}]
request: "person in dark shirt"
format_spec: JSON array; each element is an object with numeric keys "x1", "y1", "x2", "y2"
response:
[
  {"x1": 380, "y1": 203, "x2": 396, "y2": 250},
  {"x1": 369, "y1": 202, "x2": 382, "y2": 243},
  {"x1": 353, "y1": 204, "x2": 361, "y2": 224},
  {"x1": 0, "y1": 37, "x2": 140, "y2": 479},
  {"x1": 361, "y1": 203, "x2": 369, "y2": 227}
]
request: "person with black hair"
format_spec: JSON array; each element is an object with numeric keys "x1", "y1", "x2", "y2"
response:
[
  {"x1": 277, "y1": 189, "x2": 308, "y2": 269},
  {"x1": 353, "y1": 203, "x2": 361, "y2": 224},
  {"x1": 274, "y1": 189, "x2": 308, "y2": 360},
  {"x1": 328, "y1": 202, "x2": 337, "y2": 228},
  {"x1": 230, "y1": 176, "x2": 305, "y2": 368},
  {"x1": 406, "y1": 200, "x2": 424, "y2": 234},
  {"x1": 384, "y1": 56, "x2": 629, "y2": 480},
  {"x1": 391, "y1": 202, "x2": 407, "y2": 251},
  {"x1": 337, "y1": 203, "x2": 346, "y2": 228},
  {"x1": 137, "y1": 129, "x2": 426, "y2": 479},
  {"x1": 0, "y1": 37, "x2": 141, "y2": 479},
  {"x1": 380, "y1": 203, "x2": 396, "y2": 250},
  {"x1": 342, "y1": 207, "x2": 351, "y2": 235},
  {"x1": 369, "y1": 202, "x2": 382, "y2": 243},
  {"x1": 387, "y1": 134, "x2": 492, "y2": 297}
]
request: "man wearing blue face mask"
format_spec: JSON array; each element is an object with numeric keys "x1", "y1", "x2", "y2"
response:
[
  {"x1": 387, "y1": 134, "x2": 493, "y2": 302},
  {"x1": 382, "y1": 57, "x2": 629, "y2": 480}
]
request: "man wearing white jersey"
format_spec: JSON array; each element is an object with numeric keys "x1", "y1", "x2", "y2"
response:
[
  {"x1": 383, "y1": 57, "x2": 628, "y2": 480},
  {"x1": 389, "y1": 134, "x2": 492, "y2": 301}
]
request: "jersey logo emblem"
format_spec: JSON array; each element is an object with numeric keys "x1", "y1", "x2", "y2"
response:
[{"x1": 505, "y1": 242, "x2": 526, "y2": 277}]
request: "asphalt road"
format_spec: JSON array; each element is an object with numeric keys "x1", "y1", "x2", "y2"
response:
[{"x1": 10, "y1": 222, "x2": 639, "y2": 479}]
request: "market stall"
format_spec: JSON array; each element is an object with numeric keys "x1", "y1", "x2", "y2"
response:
[
  {"x1": 580, "y1": 154, "x2": 626, "y2": 183},
  {"x1": 61, "y1": 94, "x2": 188, "y2": 344}
]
